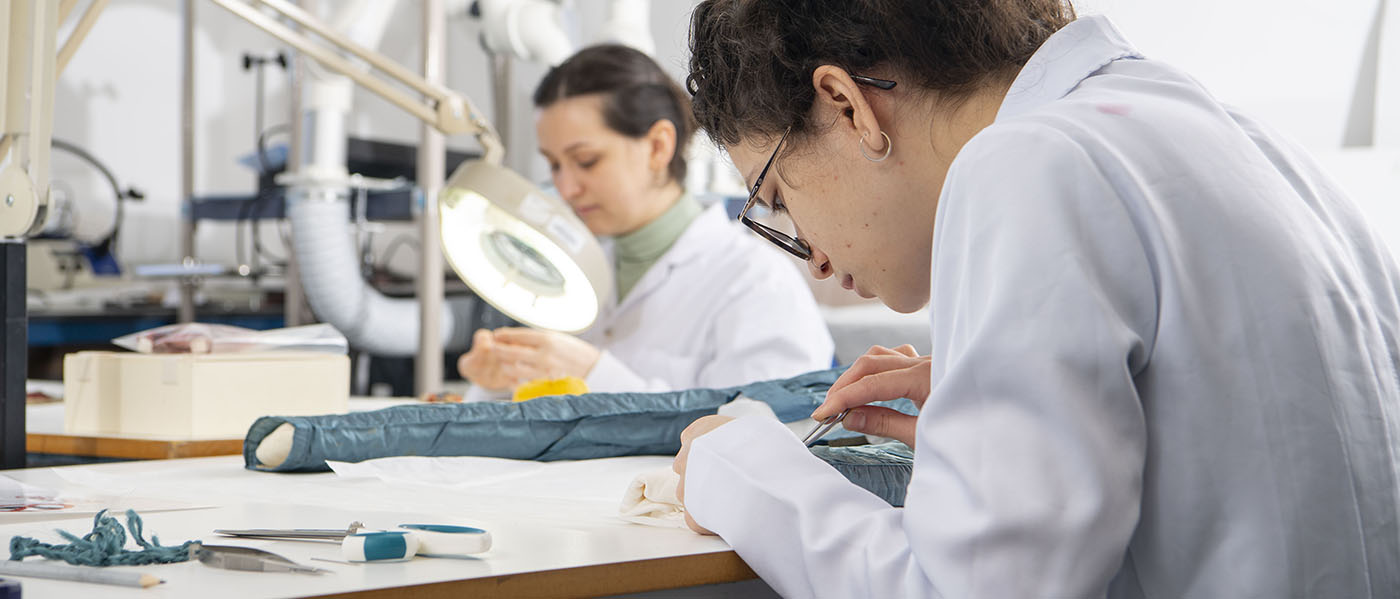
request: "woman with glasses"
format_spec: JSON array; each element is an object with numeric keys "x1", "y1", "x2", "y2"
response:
[
  {"x1": 458, "y1": 44, "x2": 834, "y2": 399},
  {"x1": 672, "y1": 2, "x2": 1400, "y2": 598}
]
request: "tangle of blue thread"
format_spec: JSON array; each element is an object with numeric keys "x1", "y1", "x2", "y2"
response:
[{"x1": 9, "y1": 509, "x2": 196, "y2": 566}]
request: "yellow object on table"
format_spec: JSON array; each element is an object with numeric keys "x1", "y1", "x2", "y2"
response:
[{"x1": 512, "y1": 377, "x2": 589, "y2": 402}]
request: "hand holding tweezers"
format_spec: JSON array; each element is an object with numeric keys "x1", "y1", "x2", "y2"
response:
[{"x1": 801, "y1": 409, "x2": 850, "y2": 447}]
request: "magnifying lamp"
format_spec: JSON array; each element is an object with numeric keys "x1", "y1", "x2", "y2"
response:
[
  {"x1": 207, "y1": 0, "x2": 613, "y2": 333},
  {"x1": 440, "y1": 162, "x2": 611, "y2": 333}
]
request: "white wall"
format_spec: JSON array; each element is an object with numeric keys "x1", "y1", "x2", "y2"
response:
[
  {"x1": 1077, "y1": 0, "x2": 1383, "y2": 149},
  {"x1": 49, "y1": 0, "x2": 1392, "y2": 270}
]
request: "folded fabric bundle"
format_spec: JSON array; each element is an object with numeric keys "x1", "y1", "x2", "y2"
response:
[
  {"x1": 244, "y1": 367, "x2": 918, "y2": 505},
  {"x1": 620, "y1": 468, "x2": 687, "y2": 528}
]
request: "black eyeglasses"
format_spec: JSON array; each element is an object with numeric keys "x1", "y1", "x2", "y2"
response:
[{"x1": 738, "y1": 74, "x2": 897, "y2": 261}]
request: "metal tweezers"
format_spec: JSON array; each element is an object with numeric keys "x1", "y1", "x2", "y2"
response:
[
  {"x1": 801, "y1": 409, "x2": 850, "y2": 447},
  {"x1": 190, "y1": 543, "x2": 331, "y2": 575}
]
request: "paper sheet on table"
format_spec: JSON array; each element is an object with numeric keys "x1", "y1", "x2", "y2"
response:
[
  {"x1": 0, "y1": 476, "x2": 62, "y2": 511},
  {"x1": 1, "y1": 472, "x2": 218, "y2": 524},
  {"x1": 328, "y1": 455, "x2": 676, "y2": 504}
]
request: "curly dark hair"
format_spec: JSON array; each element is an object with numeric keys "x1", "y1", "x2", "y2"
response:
[
  {"x1": 534, "y1": 44, "x2": 698, "y2": 184},
  {"x1": 687, "y1": 0, "x2": 1075, "y2": 148}
]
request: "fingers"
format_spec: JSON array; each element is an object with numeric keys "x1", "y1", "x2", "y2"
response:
[
  {"x1": 489, "y1": 343, "x2": 538, "y2": 365},
  {"x1": 672, "y1": 445, "x2": 688, "y2": 476},
  {"x1": 463, "y1": 329, "x2": 554, "y2": 388},
  {"x1": 684, "y1": 510, "x2": 715, "y2": 535},
  {"x1": 842, "y1": 406, "x2": 919, "y2": 448},
  {"x1": 816, "y1": 354, "x2": 929, "y2": 420},
  {"x1": 829, "y1": 349, "x2": 923, "y2": 395},
  {"x1": 892, "y1": 344, "x2": 919, "y2": 358},
  {"x1": 456, "y1": 352, "x2": 472, "y2": 379},
  {"x1": 866, "y1": 344, "x2": 908, "y2": 357},
  {"x1": 674, "y1": 442, "x2": 715, "y2": 535},
  {"x1": 680, "y1": 415, "x2": 734, "y2": 445},
  {"x1": 679, "y1": 420, "x2": 707, "y2": 446},
  {"x1": 823, "y1": 364, "x2": 931, "y2": 416},
  {"x1": 492, "y1": 327, "x2": 547, "y2": 347}
]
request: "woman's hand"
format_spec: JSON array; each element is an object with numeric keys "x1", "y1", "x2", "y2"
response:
[
  {"x1": 811, "y1": 344, "x2": 931, "y2": 447},
  {"x1": 457, "y1": 329, "x2": 512, "y2": 390},
  {"x1": 672, "y1": 415, "x2": 736, "y2": 535},
  {"x1": 456, "y1": 328, "x2": 602, "y2": 390}
]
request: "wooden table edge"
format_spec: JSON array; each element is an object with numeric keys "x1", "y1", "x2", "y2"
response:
[
  {"x1": 26, "y1": 433, "x2": 244, "y2": 460},
  {"x1": 306, "y1": 550, "x2": 758, "y2": 599}
]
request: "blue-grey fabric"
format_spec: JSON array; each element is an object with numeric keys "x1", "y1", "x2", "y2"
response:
[
  {"x1": 243, "y1": 367, "x2": 917, "y2": 504},
  {"x1": 810, "y1": 442, "x2": 914, "y2": 507}
]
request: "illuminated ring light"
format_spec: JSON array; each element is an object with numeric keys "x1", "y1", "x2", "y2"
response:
[{"x1": 439, "y1": 162, "x2": 609, "y2": 334}]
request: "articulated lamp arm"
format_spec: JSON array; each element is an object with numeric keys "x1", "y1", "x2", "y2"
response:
[
  {"x1": 0, "y1": 0, "x2": 109, "y2": 239},
  {"x1": 206, "y1": 0, "x2": 505, "y2": 164}
]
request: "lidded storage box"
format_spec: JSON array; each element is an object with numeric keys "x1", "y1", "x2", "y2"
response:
[{"x1": 63, "y1": 351, "x2": 349, "y2": 439}]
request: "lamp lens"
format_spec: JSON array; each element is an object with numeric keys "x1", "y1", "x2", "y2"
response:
[{"x1": 480, "y1": 229, "x2": 567, "y2": 297}]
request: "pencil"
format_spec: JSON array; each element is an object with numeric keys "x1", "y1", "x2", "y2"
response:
[{"x1": 0, "y1": 560, "x2": 164, "y2": 588}]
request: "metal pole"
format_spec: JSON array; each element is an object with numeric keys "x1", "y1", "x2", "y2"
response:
[
  {"x1": 283, "y1": 0, "x2": 311, "y2": 327},
  {"x1": 0, "y1": 1, "x2": 18, "y2": 471},
  {"x1": 414, "y1": 0, "x2": 445, "y2": 396},
  {"x1": 490, "y1": 51, "x2": 510, "y2": 168},
  {"x1": 1342, "y1": 0, "x2": 1387, "y2": 147},
  {"x1": 0, "y1": 240, "x2": 25, "y2": 469},
  {"x1": 178, "y1": 0, "x2": 196, "y2": 323}
]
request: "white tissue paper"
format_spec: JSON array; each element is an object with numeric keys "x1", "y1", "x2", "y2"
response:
[{"x1": 617, "y1": 395, "x2": 823, "y2": 528}]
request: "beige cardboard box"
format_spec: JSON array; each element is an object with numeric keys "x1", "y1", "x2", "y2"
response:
[{"x1": 63, "y1": 351, "x2": 349, "y2": 439}]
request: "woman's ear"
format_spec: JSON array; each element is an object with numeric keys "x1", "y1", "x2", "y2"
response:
[
  {"x1": 811, "y1": 65, "x2": 887, "y2": 155},
  {"x1": 644, "y1": 119, "x2": 679, "y2": 176}
]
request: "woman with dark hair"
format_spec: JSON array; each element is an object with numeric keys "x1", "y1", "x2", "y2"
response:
[
  {"x1": 672, "y1": 2, "x2": 1400, "y2": 597},
  {"x1": 459, "y1": 44, "x2": 833, "y2": 397}
]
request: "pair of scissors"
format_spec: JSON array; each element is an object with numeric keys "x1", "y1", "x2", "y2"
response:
[
  {"x1": 214, "y1": 522, "x2": 492, "y2": 561},
  {"x1": 213, "y1": 522, "x2": 365, "y2": 544},
  {"x1": 190, "y1": 543, "x2": 331, "y2": 574},
  {"x1": 801, "y1": 409, "x2": 851, "y2": 447}
]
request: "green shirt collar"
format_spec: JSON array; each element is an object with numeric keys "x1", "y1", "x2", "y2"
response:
[{"x1": 613, "y1": 194, "x2": 703, "y2": 300}]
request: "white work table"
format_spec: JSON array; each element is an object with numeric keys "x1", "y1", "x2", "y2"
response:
[
  {"x1": 23, "y1": 393, "x2": 428, "y2": 461},
  {"x1": 0, "y1": 454, "x2": 757, "y2": 597}
]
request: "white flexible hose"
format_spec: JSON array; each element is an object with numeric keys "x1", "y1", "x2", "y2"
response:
[
  {"x1": 285, "y1": 0, "x2": 481, "y2": 357},
  {"x1": 288, "y1": 191, "x2": 476, "y2": 356}
]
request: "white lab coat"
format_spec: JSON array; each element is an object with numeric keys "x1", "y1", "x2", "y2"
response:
[
  {"x1": 685, "y1": 15, "x2": 1400, "y2": 599},
  {"x1": 580, "y1": 202, "x2": 834, "y2": 392},
  {"x1": 467, "y1": 201, "x2": 834, "y2": 399}
]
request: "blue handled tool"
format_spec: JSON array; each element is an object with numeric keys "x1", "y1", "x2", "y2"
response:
[
  {"x1": 215, "y1": 522, "x2": 492, "y2": 561},
  {"x1": 396, "y1": 524, "x2": 491, "y2": 558}
]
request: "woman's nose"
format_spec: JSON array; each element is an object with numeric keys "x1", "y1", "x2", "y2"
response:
[
  {"x1": 554, "y1": 169, "x2": 583, "y2": 201},
  {"x1": 807, "y1": 247, "x2": 834, "y2": 280}
]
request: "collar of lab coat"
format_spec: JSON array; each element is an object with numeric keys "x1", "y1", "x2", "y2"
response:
[
  {"x1": 996, "y1": 15, "x2": 1143, "y2": 122},
  {"x1": 604, "y1": 201, "x2": 730, "y2": 314}
]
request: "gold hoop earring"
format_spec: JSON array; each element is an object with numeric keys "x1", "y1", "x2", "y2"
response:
[{"x1": 859, "y1": 131, "x2": 892, "y2": 162}]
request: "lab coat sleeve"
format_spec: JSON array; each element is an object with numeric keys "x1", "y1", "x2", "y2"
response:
[
  {"x1": 462, "y1": 385, "x2": 510, "y2": 403},
  {"x1": 585, "y1": 349, "x2": 673, "y2": 393},
  {"x1": 684, "y1": 122, "x2": 1157, "y2": 598}
]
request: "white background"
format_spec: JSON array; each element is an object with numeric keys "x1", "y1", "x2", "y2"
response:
[{"x1": 47, "y1": 0, "x2": 1396, "y2": 271}]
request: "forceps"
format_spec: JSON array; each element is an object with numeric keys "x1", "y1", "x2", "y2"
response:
[
  {"x1": 801, "y1": 409, "x2": 850, "y2": 447},
  {"x1": 190, "y1": 543, "x2": 331, "y2": 575}
]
